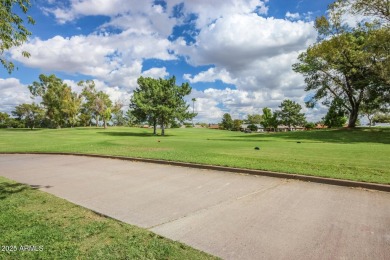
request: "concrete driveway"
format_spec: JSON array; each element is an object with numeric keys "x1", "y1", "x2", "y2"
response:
[{"x1": 1, "y1": 154, "x2": 389, "y2": 259}]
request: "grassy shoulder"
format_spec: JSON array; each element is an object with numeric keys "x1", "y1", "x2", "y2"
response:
[
  {"x1": 0, "y1": 127, "x2": 389, "y2": 184},
  {"x1": 0, "y1": 176, "x2": 217, "y2": 260}
]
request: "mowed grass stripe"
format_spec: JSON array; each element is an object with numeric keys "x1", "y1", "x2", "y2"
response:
[{"x1": 0, "y1": 127, "x2": 389, "y2": 184}]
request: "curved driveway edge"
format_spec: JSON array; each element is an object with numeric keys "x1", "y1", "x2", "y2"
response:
[{"x1": 1, "y1": 152, "x2": 389, "y2": 192}]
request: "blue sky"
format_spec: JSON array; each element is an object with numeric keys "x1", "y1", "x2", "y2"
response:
[{"x1": 1, "y1": 0, "x2": 335, "y2": 122}]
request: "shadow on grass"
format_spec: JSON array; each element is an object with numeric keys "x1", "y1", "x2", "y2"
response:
[
  {"x1": 97, "y1": 131, "x2": 174, "y2": 137},
  {"x1": 235, "y1": 128, "x2": 390, "y2": 145},
  {"x1": 0, "y1": 182, "x2": 52, "y2": 200}
]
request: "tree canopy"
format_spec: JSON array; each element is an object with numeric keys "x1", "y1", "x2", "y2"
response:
[
  {"x1": 0, "y1": 0, "x2": 35, "y2": 73},
  {"x1": 277, "y1": 99, "x2": 306, "y2": 129},
  {"x1": 130, "y1": 76, "x2": 195, "y2": 136},
  {"x1": 246, "y1": 114, "x2": 263, "y2": 124},
  {"x1": 25, "y1": 75, "x2": 118, "y2": 129},
  {"x1": 261, "y1": 107, "x2": 278, "y2": 131},
  {"x1": 293, "y1": 0, "x2": 390, "y2": 127},
  {"x1": 28, "y1": 74, "x2": 68, "y2": 128},
  {"x1": 12, "y1": 103, "x2": 44, "y2": 129},
  {"x1": 333, "y1": 0, "x2": 390, "y2": 24},
  {"x1": 221, "y1": 113, "x2": 233, "y2": 130}
]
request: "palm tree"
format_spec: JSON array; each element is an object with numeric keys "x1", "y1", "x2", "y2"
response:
[{"x1": 191, "y1": 98, "x2": 196, "y2": 126}]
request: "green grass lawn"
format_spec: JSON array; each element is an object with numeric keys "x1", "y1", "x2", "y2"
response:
[
  {"x1": 0, "y1": 176, "x2": 217, "y2": 260},
  {"x1": 0, "y1": 127, "x2": 389, "y2": 184}
]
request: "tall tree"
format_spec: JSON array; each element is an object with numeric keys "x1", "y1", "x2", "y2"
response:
[
  {"x1": 95, "y1": 91, "x2": 112, "y2": 129},
  {"x1": 130, "y1": 77, "x2": 160, "y2": 134},
  {"x1": 261, "y1": 107, "x2": 272, "y2": 130},
  {"x1": 294, "y1": 0, "x2": 390, "y2": 128},
  {"x1": 130, "y1": 76, "x2": 195, "y2": 136},
  {"x1": 0, "y1": 0, "x2": 35, "y2": 73},
  {"x1": 277, "y1": 100, "x2": 306, "y2": 130},
  {"x1": 28, "y1": 74, "x2": 68, "y2": 128},
  {"x1": 261, "y1": 107, "x2": 280, "y2": 131},
  {"x1": 293, "y1": 26, "x2": 389, "y2": 127},
  {"x1": 80, "y1": 80, "x2": 98, "y2": 127},
  {"x1": 157, "y1": 77, "x2": 194, "y2": 136},
  {"x1": 61, "y1": 87, "x2": 82, "y2": 127},
  {"x1": 12, "y1": 103, "x2": 44, "y2": 129},
  {"x1": 221, "y1": 113, "x2": 233, "y2": 130}
]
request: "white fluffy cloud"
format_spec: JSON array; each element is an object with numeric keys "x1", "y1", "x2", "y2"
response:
[
  {"x1": 11, "y1": 35, "x2": 115, "y2": 77},
  {"x1": 10, "y1": 31, "x2": 175, "y2": 94},
  {"x1": 141, "y1": 67, "x2": 169, "y2": 78},
  {"x1": 0, "y1": 78, "x2": 33, "y2": 114},
  {"x1": 183, "y1": 67, "x2": 236, "y2": 85},
  {"x1": 165, "y1": 0, "x2": 269, "y2": 29},
  {"x1": 4, "y1": 0, "x2": 327, "y2": 122},
  {"x1": 44, "y1": 0, "x2": 154, "y2": 24},
  {"x1": 182, "y1": 14, "x2": 316, "y2": 69},
  {"x1": 286, "y1": 11, "x2": 301, "y2": 20},
  {"x1": 180, "y1": 12, "x2": 317, "y2": 121}
]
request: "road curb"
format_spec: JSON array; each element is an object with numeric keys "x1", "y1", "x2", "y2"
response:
[{"x1": 1, "y1": 152, "x2": 390, "y2": 192}]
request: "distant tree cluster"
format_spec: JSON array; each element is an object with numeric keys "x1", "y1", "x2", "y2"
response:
[
  {"x1": 1, "y1": 75, "x2": 196, "y2": 136},
  {"x1": 0, "y1": 74, "x2": 125, "y2": 129},
  {"x1": 220, "y1": 99, "x2": 307, "y2": 131}
]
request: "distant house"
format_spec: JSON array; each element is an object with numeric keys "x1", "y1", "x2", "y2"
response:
[
  {"x1": 208, "y1": 124, "x2": 220, "y2": 129},
  {"x1": 290, "y1": 126, "x2": 305, "y2": 131},
  {"x1": 315, "y1": 124, "x2": 328, "y2": 129},
  {"x1": 264, "y1": 125, "x2": 305, "y2": 132},
  {"x1": 240, "y1": 124, "x2": 264, "y2": 132},
  {"x1": 277, "y1": 125, "x2": 289, "y2": 132}
]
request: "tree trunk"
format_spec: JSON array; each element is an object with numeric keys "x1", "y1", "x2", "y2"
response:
[
  {"x1": 96, "y1": 115, "x2": 99, "y2": 127},
  {"x1": 161, "y1": 123, "x2": 165, "y2": 136},
  {"x1": 347, "y1": 107, "x2": 359, "y2": 128},
  {"x1": 103, "y1": 119, "x2": 107, "y2": 129},
  {"x1": 153, "y1": 119, "x2": 157, "y2": 135},
  {"x1": 367, "y1": 115, "x2": 373, "y2": 127}
]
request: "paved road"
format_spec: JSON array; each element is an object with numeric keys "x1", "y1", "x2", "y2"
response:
[{"x1": 1, "y1": 154, "x2": 389, "y2": 259}]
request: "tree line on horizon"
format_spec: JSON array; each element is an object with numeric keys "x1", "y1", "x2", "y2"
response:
[
  {"x1": 219, "y1": 100, "x2": 306, "y2": 132},
  {"x1": 0, "y1": 71, "x2": 389, "y2": 131},
  {"x1": 0, "y1": 74, "x2": 123, "y2": 129},
  {"x1": 218, "y1": 98, "x2": 390, "y2": 132},
  {"x1": 0, "y1": 74, "x2": 197, "y2": 136}
]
